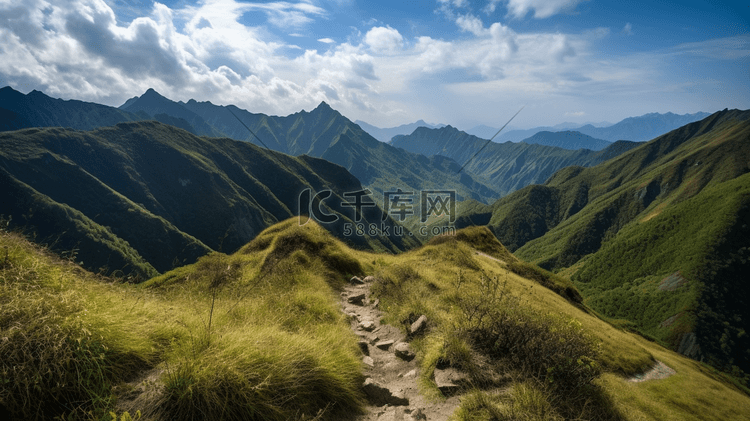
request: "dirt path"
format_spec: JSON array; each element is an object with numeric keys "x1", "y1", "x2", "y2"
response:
[
  {"x1": 627, "y1": 360, "x2": 676, "y2": 382},
  {"x1": 342, "y1": 276, "x2": 460, "y2": 421}
]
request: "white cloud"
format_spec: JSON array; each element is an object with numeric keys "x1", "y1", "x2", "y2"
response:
[
  {"x1": 456, "y1": 14, "x2": 485, "y2": 36},
  {"x1": 437, "y1": 0, "x2": 468, "y2": 8},
  {"x1": 241, "y1": 1, "x2": 326, "y2": 28},
  {"x1": 671, "y1": 35, "x2": 750, "y2": 60},
  {"x1": 506, "y1": 0, "x2": 587, "y2": 19},
  {"x1": 0, "y1": 0, "x2": 741, "y2": 129},
  {"x1": 622, "y1": 22, "x2": 633, "y2": 35},
  {"x1": 364, "y1": 26, "x2": 403, "y2": 54}
]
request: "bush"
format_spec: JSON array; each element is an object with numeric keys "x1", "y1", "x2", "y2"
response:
[{"x1": 452, "y1": 272, "x2": 601, "y2": 398}]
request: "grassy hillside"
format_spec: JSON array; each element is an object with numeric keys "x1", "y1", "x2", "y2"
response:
[
  {"x1": 0, "y1": 221, "x2": 366, "y2": 420},
  {"x1": 458, "y1": 109, "x2": 750, "y2": 383},
  {"x1": 365, "y1": 227, "x2": 750, "y2": 420},
  {"x1": 3, "y1": 221, "x2": 750, "y2": 420},
  {"x1": 573, "y1": 172, "x2": 750, "y2": 379},
  {"x1": 0, "y1": 121, "x2": 417, "y2": 278}
]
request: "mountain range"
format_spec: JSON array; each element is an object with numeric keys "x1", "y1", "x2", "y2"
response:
[
  {"x1": 1, "y1": 84, "x2": 750, "y2": 412},
  {"x1": 484, "y1": 111, "x2": 710, "y2": 143},
  {"x1": 391, "y1": 125, "x2": 642, "y2": 196},
  {"x1": 0, "y1": 121, "x2": 418, "y2": 279},
  {"x1": 354, "y1": 119, "x2": 445, "y2": 143},
  {"x1": 520, "y1": 130, "x2": 612, "y2": 151},
  {"x1": 447, "y1": 109, "x2": 750, "y2": 376}
]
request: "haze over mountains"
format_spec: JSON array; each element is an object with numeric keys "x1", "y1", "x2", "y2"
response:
[
  {"x1": 354, "y1": 119, "x2": 445, "y2": 143},
  {"x1": 391, "y1": 125, "x2": 642, "y2": 195},
  {"x1": 484, "y1": 111, "x2": 711, "y2": 143}
]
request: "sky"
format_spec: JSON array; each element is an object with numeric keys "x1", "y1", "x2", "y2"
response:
[{"x1": 0, "y1": 0, "x2": 748, "y2": 130}]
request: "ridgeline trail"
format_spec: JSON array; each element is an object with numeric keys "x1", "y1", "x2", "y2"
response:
[{"x1": 341, "y1": 276, "x2": 459, "y2": 421}]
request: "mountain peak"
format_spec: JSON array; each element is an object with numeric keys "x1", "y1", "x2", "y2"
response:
[
  {"x1": 315, "y1": 101, "x2": 333, "y2": 111},
  {"x1": 142, "y1": 88, "x2": 164, "y2": 98}
]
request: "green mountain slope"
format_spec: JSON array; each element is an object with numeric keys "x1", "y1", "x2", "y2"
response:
[
  {"x1": 467, "y1": 109, "x2": 750, "y2": 379},
  {"x1": 0, "y1": 121, "x2": 418, "y2": 278},
  {"x1": 178, "y1": 96, "x2": 501, "y2": 203},
  {"x1": 4, "y1": 220, "x2": 750, "y2": 420},
  {"x1": 120, "y1": 88, "x2": 224, "y2": 137},
  {"x1": 391, "y1": 125, "x2": 641, "y2": 196}
]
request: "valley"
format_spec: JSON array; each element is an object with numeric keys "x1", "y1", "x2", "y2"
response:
[{"x1": 1, "y1": 87, "x2": 749, "y2": 420}]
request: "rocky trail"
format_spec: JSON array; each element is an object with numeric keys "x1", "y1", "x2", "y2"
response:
[{"x1": 342, "y1": 276, "x2": 460, "y2": 421}]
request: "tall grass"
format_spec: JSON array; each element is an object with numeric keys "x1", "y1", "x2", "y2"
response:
[{"x1": 1, "y1": 222, "x2": 366, "y2": 420}]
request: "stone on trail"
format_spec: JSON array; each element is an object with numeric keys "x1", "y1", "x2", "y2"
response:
[
  {"x1": 363, "y1": 275, "x2": 377, "y2": 283},
  {"x1": 375, "y1": 339, "x2": 395, "y2": 350},
  {"x1": 359, "y1": 320, "x2": 376, "y2": 331},
  {"x1": 350, "y1": 276, "x2": 365, "y2": 285},
  {"x1": 348, "y1": 293, "x2": 367, "y2": 305},
  {"x1": 410, "y1": 315, "x2": 427, "y2": 335},
  {"x1": 363, "y1": 356, "x2": 375, "y2": 367},
  {"x1": 394, "y1": 342, "x2": 415, "y2": 361},
  {"x1": 363, "y1": 378, "x2": 409, "y2": 406}
]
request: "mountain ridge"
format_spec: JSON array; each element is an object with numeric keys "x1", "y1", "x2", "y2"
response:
[
  {"x1": 0, "y1": 121, "x2": 419, "y2": 278},
  {"x1": 452, "y1": 109, "x2": 750, "y2": 378}
]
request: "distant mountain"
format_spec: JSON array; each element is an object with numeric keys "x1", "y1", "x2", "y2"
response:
[
  {"x1": 0, "y1": 121, "x2": 418, "y2": 278},
  {"x1": 465, "y1": 124, "x2": 504, "y2": 139},
  {"x1": 119, "y1": 88, "x2": 224, "y2": 137},
  {"x1": 491, "y1": 112, "x2": 709, "y2": 143},
  {"x1": 520, "y1": 131, "x2": 611, "y2": 151},
  {"x1": 573, "y1": 111, "x2": 711, "y2": 142},
  {"x1": 457, "y1": 109, "x2": 750, "y2": 375},
  {"x1": 0, "y1": 87, "x2": 499, "y2": 205},
  {"x1": 391, "y1": 125, "x2": 640, "y2": 196},
  {"x1": 0, "y1": 86, "x2": 142, "y2": 130},
  {"x1": 467, "y1": 121, "x2": 611, "y2": 141},
  {"x1": 354, "y1": 119, "x2": 445, "y2": 143},
  {"x1": 176, "y1": 97, "x2": 500, "y2": 203}
]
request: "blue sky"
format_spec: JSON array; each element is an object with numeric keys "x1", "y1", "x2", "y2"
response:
[{"x1": 0, "y1": 0, "x2": 747, "y2": 129}]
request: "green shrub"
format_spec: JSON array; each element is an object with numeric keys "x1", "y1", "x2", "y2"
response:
[{"x1": 451, "y1": 272, "x2": 601, "y2": 398}]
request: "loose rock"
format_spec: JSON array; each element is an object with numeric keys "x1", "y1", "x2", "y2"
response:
[
  {"x1": 360, "y1": 320, "x2": 376, "y2": 331},
  {"x1": 363, "y1": 356, "x2": 375, "y2": 367},
  {"x1": 434, "y1": 367, "x2": 469, "y2": 396},
  {"x1": 363, "y1": 275, "x2": 377, "y2": 283},
  {"x1": 375, "y1": 339, "x2": 395, "y2": 350},
  {"x1": 410, "y1": 315, "x2": 428, "y2": 335},
  {"x1": 363, "y1": 378, "x2": 409, "y2": 406},
  {"x1": 348, "y1": 293, "x2": 367, "y2": 305},
  {"x1": 394, "y1": 342, "x2": 415, "y2": 361}
]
